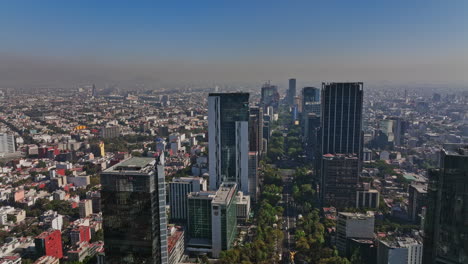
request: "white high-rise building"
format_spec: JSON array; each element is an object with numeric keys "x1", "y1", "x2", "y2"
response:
[
  {"x1": 0, "y1": 133, "x2": 15, "y2": 154},
  {"x1": 169, "y1": 177, "x2": 207, "y2": 222},
  {"x1": 208, "y1": 93, "x2": 250, "y2": 194}
]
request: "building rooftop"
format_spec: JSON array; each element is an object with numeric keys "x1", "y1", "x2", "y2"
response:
[
  {"x1": 339, "y1": 211, "x2": 375, "y2": 219},
  {"x1": 411, "y1": 183, "x2": 427, "y2": 193},
  {"x1": 212, "y1": 182, "x2": 237, "y2": 205},
  {"x1": 171, "y1": 177, "x2": 204, "y2": 183},
  {"x1": 187, "y1": 191, "x2": 216, "y2": 200},
  {"x1": 104, "y1": 157, "x2": 156, "y2": 174}
]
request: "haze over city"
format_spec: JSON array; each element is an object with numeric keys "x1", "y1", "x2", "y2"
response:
[
  {"x1": 1, "y1": 0, "x2": 467, "y2": 88},
  {"x1": 0, "y1": 1, "x2": 467, "y2": 264}
]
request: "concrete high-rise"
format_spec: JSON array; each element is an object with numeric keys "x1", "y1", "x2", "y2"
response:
[
  {"x1": 0, "y1": 133, "x2": 15, "y2": 154},
  {"x1": 321, "y1": 154, "x2": 360, "y2": 208},
  {"x1": 423, "y1": 145, "x2": 468, "y2": 264},
  {"x1": 208, "y1": 93, "x2": 249, "y2": 194},
  {"x1": 321, "y1": 82, "x2": 363, "y2": 158},
  {"x1": 101, "y1": 156, "x2": 168, "y2": 264},
  {"x1": 169, "y1": 177, "x2": 207, "y2": 222}
]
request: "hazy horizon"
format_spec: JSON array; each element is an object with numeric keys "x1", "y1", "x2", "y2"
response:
[{"x1": 1, "y1": 1, "x2": 467, "y2": 89}]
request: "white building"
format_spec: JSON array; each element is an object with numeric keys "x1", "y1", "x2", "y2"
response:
[
  {"x1": 169, "y1": 177, "x2": 207, "y2": 221},
  {"x1": 377, "y1": 235, "x2": 423, "y2": 264},
  {"x1": 0, "y1": 133, "x2": 15, "y2": 154},
  {"x1": 336, "y1": 212, "x2": 375, "y2": 254},
  {"x1": 40, "y1": 210, "x2": 64, "y2": 231},
  {"x1": 236, "y1": 191, "x2": 251, "y2": 221}
]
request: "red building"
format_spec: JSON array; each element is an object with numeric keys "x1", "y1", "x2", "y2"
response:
[
  {"x1": 70, "y1": 226, "x2": 91, "y2": 245},
  {"x1": 34, "y1": 229, "x2": 63, "y2": 259}
]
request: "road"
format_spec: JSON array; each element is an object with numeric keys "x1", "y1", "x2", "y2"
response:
[{"x1": 279, "y1": 169, "x2": 297, "y2": 264}]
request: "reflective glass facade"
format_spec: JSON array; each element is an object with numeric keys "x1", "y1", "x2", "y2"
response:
[
  {"x1": 321, "y1": 82, "x2": 363, "y2": 157},
  {"x1": 101, "y1": 157, "x2": 167, "y2": 264},
  {"x1": 423, "y1": 147, "x2": 468, "y2": 264}
]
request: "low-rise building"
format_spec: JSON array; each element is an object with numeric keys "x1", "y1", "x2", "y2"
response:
[
  {"x1": 167, "y1": 226, "x2": 184, "y2": 264},
  {"x1": 236, "y1": 191, "x2": 250, "y2": 221}
]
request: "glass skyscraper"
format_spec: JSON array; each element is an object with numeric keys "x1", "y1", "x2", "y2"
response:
[
  {"x1": 186, "y1": 182, "x2": 237, "y2": 258},
  {"x1": 101, "y1": 155, "x2": 168, "y2": 264},
  {"x1": 321, "y1": 82, "x2": 363, "y2": 158},
  {"x1": 423, "y1": 145, "x2": 468, "y2": 264},
  {"x1": 208, "y1": 93, "x2": 250, "y2": 194}
]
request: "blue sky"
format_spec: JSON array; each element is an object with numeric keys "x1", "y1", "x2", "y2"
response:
[{"x1": 0, "y1": 0, "x2": 467, "y2": 86}]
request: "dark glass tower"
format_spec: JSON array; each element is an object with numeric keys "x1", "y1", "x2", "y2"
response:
[
  {"x1": 423, "y1": 145, "x2": 468, "y2": 264},
  {"x1": 101, "y1": 156, "x2": 168, "y2": 264},
  {"x1": 288, "y1": 78, "x2": 296, "y2": 106},
  {"x1": 260, "y1": 82, "x2": 279, "y2": 111},
  {"x1": 321, "y1": 82, "x2": 363, "y2": 158},
  {"x1": 208, "y1": 93, "x2": 250, "y2": 193},
  {"x1": 302, "y1": 87, "x2": 320, "y2": 111}
]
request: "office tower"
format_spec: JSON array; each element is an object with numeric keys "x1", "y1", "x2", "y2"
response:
[
  {"x1": 288, "y1": 78, "x2": 296, "y2": 106},
  {"x1": 0, "y1": 133, "x2": 15, "y2": 153},
  {"x1": 377, "y1": 236, "x2": 423, "y2": 264},
  {"x1": 248, "y1": 152, "x2": 259, "y2": 201},
  {"x1": 321, "y1": 154, "x2": 360, "y2": 208},
  {"x1": 35, "y1": 229, "x2": 63, "y2": 259},
  {"x1": 423, "y1": 145, "x2": 468, "y2": 264},
  {"x1": 249, "y1": 106, "x2": 263, "y2": 155},
  {"x1": 208, "y1": 93, "x2": 249, "y2": 194},
  {"x1": 336, "y1": 212, "x2": 374, "y2": 255},
  {"x1": 260, "y1": 82, "x2": 279, "y2": 111},
  {"x1": 169, "y1": 177, "x2": 207, "y2": 222},
  {"x1": 101, "y1": 156, "x2": 168, "y2": 264},
  {"x1": 304, "y1": 113, "x2": 321, "y2": 148},
  {"x1": 302, "y1": 86, "x2": 320, "y2": 114},
  {"x1": 321, "y1": 82, "x2": 363, "y2": 158},
  {"x1": 408, "y1": 183, "x2": 427, "y2": 223},
  {"x1": 92, "y1": 84, "x2": 97, "y2": 98},
  {"x1": 78, "y1": 199, "x2": 93, "y2": 218},
  {"x1": 187, "y1": 182, "x2": 237, "y2": 258}
]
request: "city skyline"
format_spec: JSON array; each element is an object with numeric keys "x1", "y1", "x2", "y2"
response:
[{"x1": 1, "y1": 1, "x2": 468, "y2": 87}]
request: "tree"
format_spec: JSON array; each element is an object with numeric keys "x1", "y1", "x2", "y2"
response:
[{"x1": 319, "y1": 256, "x2": 351, "y2": 264}]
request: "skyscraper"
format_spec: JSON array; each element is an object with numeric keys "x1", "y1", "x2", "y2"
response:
[
  {"x1": 302, "y1": 86, "x2": 320, "y2": 114},
  {"x1": 321, "y1": 82, "x2": 363, "y2": 158},
  {"x1": 423, "y1": 145, "x2": 468, "y2": 264},
  {"x1": 288, "y1": 78, "x2": 296, "y2": 106},
  {"x1": 249, "y1": 106, "x2": 263, "y2": 156},
  {"x1": 101, "y1": 156, "x2": 168, "y2": 264},
  {"x1": 208, "y1": 93, "x2": 250, "y2": 194},
  {"x1": 260, "y1": 82, "x2": 279, "y2": 111}
]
